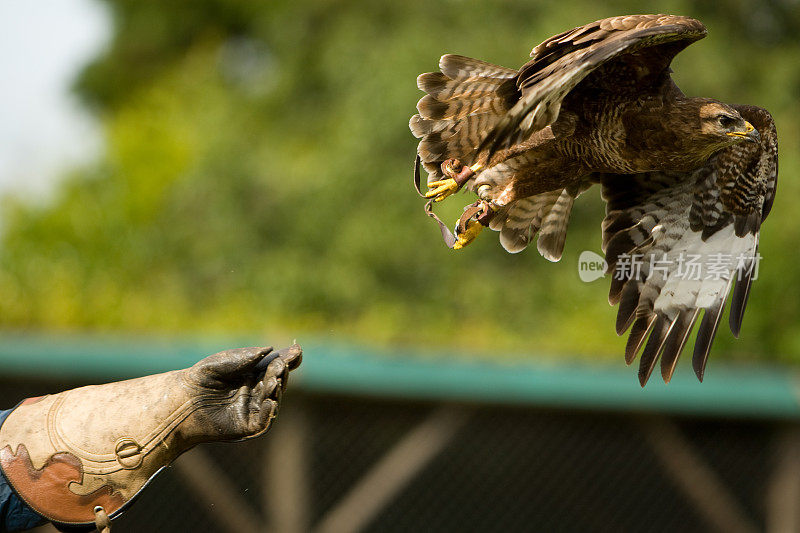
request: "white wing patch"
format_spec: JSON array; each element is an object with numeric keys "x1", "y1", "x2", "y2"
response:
[{"x1": 653, "y1": 225, "x2": 756, "y2": 317}]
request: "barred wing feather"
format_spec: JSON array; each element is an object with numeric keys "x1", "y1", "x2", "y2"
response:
[{"x1": 600, "y1": 105, "x2": 777, "y2": 385}]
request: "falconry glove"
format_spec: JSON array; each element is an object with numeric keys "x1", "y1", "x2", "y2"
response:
[{"x1": 0, "y1": 344, "x2": 301, "y2": 531}]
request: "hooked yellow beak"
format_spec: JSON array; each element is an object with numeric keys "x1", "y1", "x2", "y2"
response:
[{"x1": 727, "y1": 121, "x2": 760, "y2": 143}]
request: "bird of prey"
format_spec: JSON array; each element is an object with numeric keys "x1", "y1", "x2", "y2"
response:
[{"x1": 410, "y1": 14, "x2": 778, "y2": 385}]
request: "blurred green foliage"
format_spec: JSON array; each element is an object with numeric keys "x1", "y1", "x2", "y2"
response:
[{"x1": 2, "y1": 0, "x2": 800, "y2": 363}]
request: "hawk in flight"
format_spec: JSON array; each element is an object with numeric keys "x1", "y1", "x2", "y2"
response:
[{"x1": 410, "y1": 14, "x2": 778, "y2": 385}]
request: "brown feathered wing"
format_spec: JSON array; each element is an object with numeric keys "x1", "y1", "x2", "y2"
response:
[
  {"x1": 411, "y1": 15, "x2": 707, "y2": 259},
  {"x1": 601, "y1": 105, "x2": 777, "y2": 385},
  {"x1": 479, "y1": 14, "x2": 707, "y2": 158}
]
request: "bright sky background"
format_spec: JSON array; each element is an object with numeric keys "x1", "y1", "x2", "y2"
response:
[{"x1": 0, "y1": 0, "x2": 109, "y2": 198}]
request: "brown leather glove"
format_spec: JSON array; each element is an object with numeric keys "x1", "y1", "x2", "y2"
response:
[{"x1": 0, "y1": 344, "x2": 301, "y2": 529}]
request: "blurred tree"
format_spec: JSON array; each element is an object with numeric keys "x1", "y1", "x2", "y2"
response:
[{"x1": 2, "y1": 0, "x2": 799, "y2": 364}]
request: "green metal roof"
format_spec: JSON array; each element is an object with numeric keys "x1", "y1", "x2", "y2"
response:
[{"x1": 1, "y1": 333, "x2": 799, "y2": 420}]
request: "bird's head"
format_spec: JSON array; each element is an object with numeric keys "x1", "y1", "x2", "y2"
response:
[{"x1": 696, "y1": 100, "x2": 760, "y2": 147}]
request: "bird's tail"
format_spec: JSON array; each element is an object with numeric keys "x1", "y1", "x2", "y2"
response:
[
  {"x1": 410, "y1": 55, "x2": 580, "y2": 260},
  {"x1": 410, "y1": 55, "x2": 518, "y2": 183}
]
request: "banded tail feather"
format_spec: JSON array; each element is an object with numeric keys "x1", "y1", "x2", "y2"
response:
[{"x1": 411, "y1": 55, "x2": 520, "y2": 185}]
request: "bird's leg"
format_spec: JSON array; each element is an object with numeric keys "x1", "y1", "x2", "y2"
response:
[
  {"x1": 453, "y1": 219, "x2": 483, "y2": 250},
  {"x1": 425, "y1": 159, "x2": 482, "y2": 202},
  {"x1": 453, "y1": 200, "x2": 495, "y2": 250}
]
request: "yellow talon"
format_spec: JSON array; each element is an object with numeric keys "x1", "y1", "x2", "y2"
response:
[
  {"x1": 453, "y1": 218, "x2": 484, "y2": 250},
  {"x1": 425, "y1": 178, "x2": 460, "y2": 202}
]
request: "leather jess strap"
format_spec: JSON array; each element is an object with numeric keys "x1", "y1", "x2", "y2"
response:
[
  {"x1": 414, "y1": 155, "x2": 457, "y2": 248},
  {"x1": 413, "y1": 156, "x2": 493, "y2": 248}
]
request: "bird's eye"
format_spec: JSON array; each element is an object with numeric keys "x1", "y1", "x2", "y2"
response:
[{"x1": 718, "y1": 115, "x2": 736, "y2": 128}]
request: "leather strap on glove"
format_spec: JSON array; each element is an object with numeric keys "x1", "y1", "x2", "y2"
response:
[{"x1": 0, "y1": 344, "x2": 301, "y2": 529}]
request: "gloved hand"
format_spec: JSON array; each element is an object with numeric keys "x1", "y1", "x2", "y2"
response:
[
  {"x1": 0, "y1": 344, "x2": 301, "y2": 530},
  {"x1": 181, "y1": 344, "x2": 301, "y2": 444}
]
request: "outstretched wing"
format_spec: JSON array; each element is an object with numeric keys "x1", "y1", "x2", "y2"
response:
[
  {"x1": 478, "y1": 14, "x2": 706, "y2": 160},
  {"x1": 601, "y1": 105, "x2": 777, "y2": 386}
]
